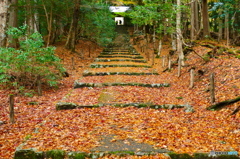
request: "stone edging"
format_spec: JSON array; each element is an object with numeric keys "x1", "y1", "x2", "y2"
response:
[{"x1": 73, "y1": 82, "x2": 170, "y2": 88}]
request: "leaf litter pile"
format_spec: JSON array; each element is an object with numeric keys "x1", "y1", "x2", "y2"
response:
[{"x1": 0, "y1": 38, "x2": 240, "y2": 159}]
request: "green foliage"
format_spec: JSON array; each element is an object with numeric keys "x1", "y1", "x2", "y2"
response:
[
  {"x1": 209, "y1": 0, "x2": 240, "y2": 33},
  {"x1": 128, "y1": 1, "x2": 176, "y2": 35},
  {"x1": 79, "y1": 1, "x2": 116, "y2": 46},
  {"x1": 0, "y1": 26, "x2": 65, "y2": 91}
]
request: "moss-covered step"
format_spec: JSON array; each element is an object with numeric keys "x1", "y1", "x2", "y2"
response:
[
  {"x1": 100, "y1": 52, "x2": 140, "y2": 55},
  {"x1": 97, "y1": 55, "x2": 144, "y2": 59},
  {"x1": 95, "y1": 59, "x2": 147, "y2": 63},
  {"x1": 90, "y1": 64, "x2": 151, "y2": 68},
  {"x1": 168, "y1": 152, "x2": 239, "y2": 159},
  {"x1": 56, "y1": 102, "x2": 193, "y2": 112},
  {"x1": 103, "y1": 49, "x2": 129, "y2": 52},
  {"x1": 73, "y1": 82, "x2": 170, "y2": 88},
  {"x1": 14, "y1": 149, "x2": 169, "y2": 159},
  {"x1": 14, "y1": 148, "x2": 240, "y2": 159},
  {"x1": 82, "y1": 72, "x2": 159, "y2": 76}
]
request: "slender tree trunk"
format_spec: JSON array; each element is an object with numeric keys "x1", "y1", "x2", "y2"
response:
[
  {"x1": 26, "y1": 0, "x2": 37, "y2": 34},
  {"x1": 176, "y1": 0, "x2": 184, "y2": 67},
  {"x1": 153, "y1": 24, "x2": 156, "y2": 50},
  {"x1": 194, "y1": 0, "x2": 199, "y2": 32},
  {"x1": 42, "y1": 0, "x2": 53, "y2": 46},
  {"x1": 65, "y1": 0, "x2": 80, "y2": 52},
  {"x1": 202, "y1": 0, "x2": 210, "y2": 38},
  {"x1": 0, "y1": 0, "x2": 10, "y2": 47},
  {"x1": 218, "y1": 10, "x2": 223, "y2": 42},
  {"x1": 191, "y1": 0, "x2": 199, "y2": 40},
  {"x1": 190, "y1": 0, "x2": 195, "y2": 40},
  {"x1": 224, "y1": 12, "x2": 229, "y2": 46},
  {"x1": 8, "y1": 0, "x2": 18, "y2": 48}
]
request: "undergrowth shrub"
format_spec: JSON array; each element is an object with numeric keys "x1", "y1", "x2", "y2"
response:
[{"x1": 0, "y1": 26, "x2": 65, "y2": 92}]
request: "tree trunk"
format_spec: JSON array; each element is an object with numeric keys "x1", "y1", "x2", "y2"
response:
[
  {"x1": 8, "y1": 0, "x2": 18, "y2": 48},
  {"x1": 26, "y1": 0, "x2": 38, "y2": 34},
  {"x1": 176, "y1": 0, "x2": 184, "y2": 67},
  {"x1": 0, "y1": 0, "x2": 10, "y2": 47},
  {"x1": 42, "y1": 0, "x2": 53, "y2": 46},
  {"x1": 218, "y1": 10, "x2": 223, "y2": 42},
  {"x1": 202, "y1": 0, "x2": 210, "y2": 38},
  {"x1": 191, "y1": 0, "x2": 199, "y2": 40},
  {"x1": 190, "y1": 0, "x2": 195, "y2": 40},
  {"x1": 194, "y1": 0, "x2": 199, "y2": 33},
  {"x1": 65, "y1": 0, "x2": 80, "y2": 52},
  {"x1": 153, "y1": 25, "x2": 156, "y2": 50},
  {"x1": 224, "y1": 12, "x2": 229, "y2": 46}
]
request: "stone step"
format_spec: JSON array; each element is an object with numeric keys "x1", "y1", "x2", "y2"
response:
[
  {"x1": 95, "y1": 59, "x2": 147, "y2": 63},
  {"x1": 56, "y1": 102, "x2": 192, "y2": 111},
  {"x1": 90, "y1": 64, "x2": 151, "y2": 68},
  {"x1": 83, "y1": 72, "x2": 159, "y2": 76},
  {"x1": 14, "y1": 148, "x2": 171, "y2": 159},
  {"x1": 73, "y1": 82, "x2": 170, "y2": 88},
  {"x1": 98, "y1": 55, "x2": 144, "y2": 59},
  {"x1": 100, "y1": 52, "x2": 140, "y2": 55}
]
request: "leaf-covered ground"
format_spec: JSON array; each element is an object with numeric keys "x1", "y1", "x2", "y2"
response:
[{"x1": 0, "y1": 36, "x2": 240, "y2": 159}]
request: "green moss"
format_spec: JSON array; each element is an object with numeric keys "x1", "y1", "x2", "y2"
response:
[
  {"x1": 138, "y1": 103, "x2": 148, "y2": 108},
  {"x1": 83, "y1": 72, "x2": 159, "y2": 76},
  {"x1": 193, "y1": 153, "x2": 208, "y2": 159},
  {"x1": 68, "y1": 152, "x2": 86, "y2": 159},
  {"x1": 14, "y1": 149, "x2": 43, "y2": 159},
  {"x1": 90, "y1": 64, "x2": 151, "y2": 68},
  {"x1": 176, "y1": 96, "x2": 183, "y2": 99},
  {"x1": 28, "y1": 101, "x2": 39, "y2": 105},
  {"x1": 56, "y1": 102, "x2": 77, "y2": 110},
  {"x1": 168, "y1": 152, "x2": 193, "y2": 159},
  {"x1": 109, "y1": 151, "x2": 135, "y2": 156},
  {"x1": 97, "y1": 55, "x2": 144, "y2": 59},
  {"x1": 46, "y1": 149, "x2": 65, "y2": 159},
  {"x1": 24, "y1": 134, "x2": 32, "y2": 141},
  {"x1": 95, "y1": 59, "x2": 146, "y2": 63}
]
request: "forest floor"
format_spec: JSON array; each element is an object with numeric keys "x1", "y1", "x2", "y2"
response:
[{"x1": 0, "y1": 26, "x2": 240, "y2": 159}]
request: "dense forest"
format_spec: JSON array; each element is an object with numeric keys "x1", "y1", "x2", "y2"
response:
[{"x1": 0, "y1": 0, "x2": 240, "y2": 89}]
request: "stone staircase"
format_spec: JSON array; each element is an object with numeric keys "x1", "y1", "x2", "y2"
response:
[
  {"x1": 14, "y1": 27, "x2": 194, "y2": 159},
  {"x1": 56, "y1": 33, "x2": 193, "y2": 111}
]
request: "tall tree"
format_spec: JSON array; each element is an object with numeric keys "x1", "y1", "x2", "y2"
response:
[
  {"x1": 8, "y1": 0, "x2": 19, "y2": 48},
  {"x1": 190, "y1": 0, "x2": 200, "y2": 40},
  {"x1": 176, "y1": 0, "x2": 184, "y2": 68},
  {"x1": 202, "y1": 0, "x2": 210, "y2": 37},
  {"x1": 0, "y1": 0, "x2": 10, "y2": 47},
  {"x1": 65, "y1": 0, "x2": 81, "y2": 52}
]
